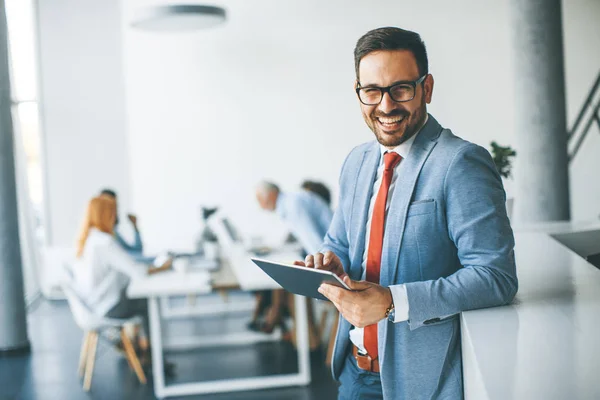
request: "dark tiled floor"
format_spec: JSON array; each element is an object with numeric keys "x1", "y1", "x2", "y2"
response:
[{"x1": 0, "y1": 299, "x2": 338, "y2": 400}]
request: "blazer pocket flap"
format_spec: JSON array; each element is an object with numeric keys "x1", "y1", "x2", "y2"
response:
[
  {"x1": 407, "y1": 199, "x2": 435, "y2": 217},
  {"x1": 422, "y1": 314, "x2": 458, "y2": 326}
]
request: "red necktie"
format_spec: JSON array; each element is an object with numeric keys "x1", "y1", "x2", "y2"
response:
[{"x1": 364, "y1": 151, "x2": 402, "y2": 359}]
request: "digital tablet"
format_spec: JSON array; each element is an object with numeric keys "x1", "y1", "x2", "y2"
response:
[{"x1": 250, "y1": 257, "x2": 351, "y2": 301}]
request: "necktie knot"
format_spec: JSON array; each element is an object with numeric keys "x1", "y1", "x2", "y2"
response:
[{"x1": 384, "y1": 151, "x2": 402, "y2": 171}]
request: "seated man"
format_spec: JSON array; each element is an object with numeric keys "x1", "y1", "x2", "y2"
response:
[
  {"x1": 100, "y1": 189, "x2": 146, "y2": 261},
  {"x1": 253, "y1": 181, "x2": 333, "y2": 345},
  {"x1": 256, "y1": 181, "x2": 333, "y2": 256}
]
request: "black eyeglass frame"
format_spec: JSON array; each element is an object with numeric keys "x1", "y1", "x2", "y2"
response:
[{"x1": 355, "y1": 74, "x2": 427, "y2": 105}]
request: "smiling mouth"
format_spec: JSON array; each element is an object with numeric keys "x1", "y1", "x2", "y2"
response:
[{"x1": 376, "y1": 115, "x2": 405, "y2": 129}]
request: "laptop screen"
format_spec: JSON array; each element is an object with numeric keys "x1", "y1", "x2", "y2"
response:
[{"x1": 221, "y1": 217, "x2": 243, "y2": 243}]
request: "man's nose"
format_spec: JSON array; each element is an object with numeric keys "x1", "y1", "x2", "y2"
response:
[{"x1": 378, "y1": 91, "x2": 397, "y2": 114}]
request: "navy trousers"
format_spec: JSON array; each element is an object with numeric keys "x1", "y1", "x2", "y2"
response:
[{"x1": 338, "y1": 351, "x2": 383, "y2": 399}]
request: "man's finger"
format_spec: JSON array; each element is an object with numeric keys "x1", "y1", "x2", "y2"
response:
[
  {"x1": 323, "y1": 251, "x2": 334, "y2": 265},
  {"x1": 345, "y1": 277, "x2": 371, "y2": 291},
  {"x1": 327, "y1": 296, "x2": 354, "y2": 325},
  {"x1": 314, "y1": 253, "x2": 325, "y2": 270},
  {"x1": 321, "y1": 291, "x2": 342, "y2": 313},
  {"x1": 304, "y1": 254, "x2": 314, "y2": 268},
  {"x1": 293, "y1": 260, "x2": 306, "y2": 267},
  {"x1": 318, "y1": 285, "x2": 336, "y2": 303},
  {"x1": 319, "y1": 283, "x2": 346, "y2": 305}
]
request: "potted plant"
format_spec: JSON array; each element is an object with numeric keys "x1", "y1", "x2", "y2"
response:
[{"x1": 490, "y1": 141, "x2": 517, "y2": 218}]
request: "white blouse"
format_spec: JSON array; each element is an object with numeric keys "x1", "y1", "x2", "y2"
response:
[{"x1": 73, "y1": 228, "x2": 147, "y2": 316}]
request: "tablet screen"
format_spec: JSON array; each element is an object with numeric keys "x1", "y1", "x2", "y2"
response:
[{"x1": 250, "y1": 258, "x2": 350, "y2": 301}]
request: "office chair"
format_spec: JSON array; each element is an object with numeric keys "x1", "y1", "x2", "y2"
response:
[{"x1": 61, "y1": 280, "x2": 147, "y2": 391}]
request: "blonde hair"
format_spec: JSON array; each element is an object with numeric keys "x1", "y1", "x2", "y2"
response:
[{"x1": 76, "y1": 196, "x2": 117, "y2": 258}]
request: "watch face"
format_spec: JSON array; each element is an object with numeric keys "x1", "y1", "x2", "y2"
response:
[{"x1": 388, "y1": 309, "x2": 396, "y2": 322}]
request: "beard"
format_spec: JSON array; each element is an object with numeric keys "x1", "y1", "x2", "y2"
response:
[{"x1": 364, "y1": 98, "x2": 427, "y2": 148}]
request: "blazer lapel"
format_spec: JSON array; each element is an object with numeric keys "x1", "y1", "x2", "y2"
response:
[
  {"x1": 380, "y1": 115, "x2": 443, "y2": 287},
  {"x1": 348, "y1": 142, "x2": 380, "y2": 281}
]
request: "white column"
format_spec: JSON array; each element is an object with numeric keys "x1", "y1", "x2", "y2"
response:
[
  {"x1": 510, "y1": 0, "x2": 571, "y2": 223},
  {"x1": 0, "y1": 0, "x2": 30, "y2": 352}
]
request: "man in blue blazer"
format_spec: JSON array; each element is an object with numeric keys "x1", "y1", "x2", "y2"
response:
[{"x1": 302, "y1": 27, "x2": 518, "y2": 399}]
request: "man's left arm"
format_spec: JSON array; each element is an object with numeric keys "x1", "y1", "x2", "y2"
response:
[{"x1": 401, "y1": 143, "x2": 518, "y2": 330}]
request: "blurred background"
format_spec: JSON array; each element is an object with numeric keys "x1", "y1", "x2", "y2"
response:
[
  {"x1": 6, "y1": 0, "x2": 600, "y2": 298},
  {"x1": 1, "y1": 0, "x2": 599, "y2": 399}
]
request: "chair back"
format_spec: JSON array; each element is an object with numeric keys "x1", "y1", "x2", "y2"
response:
[
  {"x1": 40, "y1": 246, "x2": 76, "y2": 299},
  {"x1": 61, "y1": 278, "x2": 101, "y2": 331}
]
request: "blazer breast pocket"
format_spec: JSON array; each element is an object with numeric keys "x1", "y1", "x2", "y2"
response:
[{"x1": 407, "y1": 199, "x2": 436, "y2": 217}]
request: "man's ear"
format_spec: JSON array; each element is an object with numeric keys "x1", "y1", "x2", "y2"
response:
[{"x1": 424, "y1": 74, "x2": 434, "y2": 104}]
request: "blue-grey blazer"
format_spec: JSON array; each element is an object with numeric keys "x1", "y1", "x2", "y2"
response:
[{"x1": 322, "y1": 115, "x2": 518, "y2": 399}]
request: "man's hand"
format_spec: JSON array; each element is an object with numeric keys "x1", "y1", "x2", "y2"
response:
[
  {"x1": 127, "y1": 214, "x2": 138, "y2": 229},
  {"x1": 318, "y1": 276, "x2": 393, "y2": 328},
  {"x1": 293, "y1": 251, "x2": 348, "y2": 280}
]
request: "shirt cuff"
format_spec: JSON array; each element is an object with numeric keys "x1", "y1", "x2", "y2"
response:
[{"x1": 389, "y1": 284, "x2": 409, "y2": 323}]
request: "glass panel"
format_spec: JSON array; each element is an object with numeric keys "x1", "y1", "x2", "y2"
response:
[
  {"x1": 5, "y1": 0, "x2": 38, "y2": 101},
  {"x1": 15, "y1": 102, "x2": 43, "y2": 208},
  {"x1": 5, "y1": 0, "x2": 44, "y2": 305},
  {"x1": 11, "y1": 102, "x2": 44, "y2": 304}
]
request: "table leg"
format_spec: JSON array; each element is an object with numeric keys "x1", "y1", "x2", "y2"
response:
[
  {"x1": 149, "y1": 297, "x2": 166, "y2": 398},
  {"x1": 293, "y1": 294, "x2": 311, "y2": 385}
]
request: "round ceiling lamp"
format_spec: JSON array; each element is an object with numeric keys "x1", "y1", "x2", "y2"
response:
[{"x1": 130, "y1": 5, "x2": 227, "y2": 32}]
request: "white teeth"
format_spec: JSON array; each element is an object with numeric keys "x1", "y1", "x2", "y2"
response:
[{"x1": 378, "y1": 116, "x2": 404, "y2": 124}]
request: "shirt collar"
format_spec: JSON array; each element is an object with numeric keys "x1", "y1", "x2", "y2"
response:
[{"x1": 379, "y1": 114, "x2": 428, "y2": 161}]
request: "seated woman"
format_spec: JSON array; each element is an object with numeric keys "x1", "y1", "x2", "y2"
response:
[{"x1": 73, "y1": 196, "x2": 170, "y2": 353}]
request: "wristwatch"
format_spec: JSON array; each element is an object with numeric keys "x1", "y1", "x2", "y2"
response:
[{"x1": 385, "y1": 301, "x2": 395, "y2": 322}]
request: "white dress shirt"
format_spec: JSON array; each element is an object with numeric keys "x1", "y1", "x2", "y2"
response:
[
  {"x1": 350, "y1": 119, "x2": 428, "y2": 353},
  {"x1": 73, "y1": 228, "x2": 147, "y2": 316}
]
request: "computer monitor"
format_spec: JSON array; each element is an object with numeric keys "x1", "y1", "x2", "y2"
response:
[{"x1": 221, "y1": 217, "x2": 243, "y2": 244}]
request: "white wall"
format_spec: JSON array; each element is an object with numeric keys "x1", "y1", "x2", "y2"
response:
[
  {"x1": 37, "y1": 0, "x2": 131, "y2": 246},
  {"x1": 120, "y1": 0, "x2": 522, "y2": 253},
  {"x1": 37, "y1": 0, "x2": 600, "y2": 253}
]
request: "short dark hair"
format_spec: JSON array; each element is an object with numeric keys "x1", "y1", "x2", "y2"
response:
[
  {"x1": 354, "y1": 27, "x2": 428, "y2": 80},
  {"x1": 301, "y1": 180, "x2": 331, "y2": 206},
  {"x1": 100, "y1": 188, "x2": 117, "y2": 198}
]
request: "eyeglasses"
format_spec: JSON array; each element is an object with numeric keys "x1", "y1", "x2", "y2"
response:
[{"x1": 356, "y1": 75, "x2": 427, "y2": 105}]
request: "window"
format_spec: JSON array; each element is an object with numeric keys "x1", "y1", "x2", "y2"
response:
[{"x1": 5, "y1": 0, "x2": 45, "y2": 304}]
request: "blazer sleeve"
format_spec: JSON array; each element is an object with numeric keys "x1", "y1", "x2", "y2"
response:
[
  {"x1": 404, "y1": 143, "x2": 518, "y2": 330},
  {"x1": 321, "y1": 153, "x2": 352, "y2": 272}
]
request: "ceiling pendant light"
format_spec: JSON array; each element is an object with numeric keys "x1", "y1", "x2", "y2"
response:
[{"x1": 130, "y1": 4, "x2": 226, "y2": 32}]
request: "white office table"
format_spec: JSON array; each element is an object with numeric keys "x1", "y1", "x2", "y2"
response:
[
  {"x1": 127, "y1": 251, "x2": 310, "y2": 399},
  {"x1": 461, "y1": 223, "x2": 600, "y2": 399}
]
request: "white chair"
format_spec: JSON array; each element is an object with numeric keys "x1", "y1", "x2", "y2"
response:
[
  {"x1": 61, "y1": 281, "x2": 147, "y2": 391},
  {"x1": 41, "y1": 246, "x2": 76, "y2": 299}
]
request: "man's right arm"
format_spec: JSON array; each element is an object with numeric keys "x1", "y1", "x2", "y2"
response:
[
  {"x1": 319, "y1": 152, "x2": 354, "y2": 273},
  {"x1": 320, "y1": 205, "x2": 351, "y2": 273}
]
